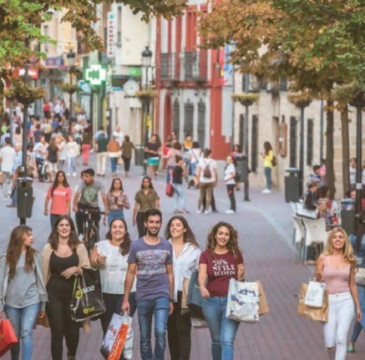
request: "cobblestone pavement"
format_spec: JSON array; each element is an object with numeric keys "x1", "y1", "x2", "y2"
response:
[{"x1": 1, "y1": 155, "x2": 364, "y2": 359}]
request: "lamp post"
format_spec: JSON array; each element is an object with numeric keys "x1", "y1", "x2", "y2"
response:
[
  {"x1": 141, "y1": 46, "x2": 153, "y2": 145},
  {"x1": 67, "y1": 49, "x2": 76, "y2": 119}
]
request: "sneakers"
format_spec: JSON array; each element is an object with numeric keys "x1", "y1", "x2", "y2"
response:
[
  {"x1": 196, "y1": 210, "x2": 202, "y2": 214},
  {"x1": 204, "y1": 210, "x2": 210, "y2": 215},
  {"x1": 262, "y1": 189, "x2": 271, "y2": 194},
  {"x1": 73, "y1": 172, "x2": 77, "y2": 178},
  {"x1": 225, "y1": 209, "x2": 236, "y2": 214},
  {"x1": 347, "y1": 344, "x2": 355, "y2": 353}
]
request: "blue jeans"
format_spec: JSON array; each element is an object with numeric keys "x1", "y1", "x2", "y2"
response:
[
  {"x1": 166, "y1": 165, "x2": 174, "y2": 184},
  {"x1": 107, "y1": 209, "x2": 125, "y2": 227},
  {"x1": 350, "y1": 284, "x2": 365, "y2": 342},
  {"x1": 202, "y1": 297, "x2": 240, "y2": 360},
  {"x1": 110, "y1": 157, "x2": 118, "y2": 174},
  {"x1": 5, "y1": 302, "x2": 40, "y2": 360},
  {"x1": 137, "y1": 297, "x2": 170, "y2": 360},
  {"x1": 172, "y1": 183, "x2": 186, "y2": 210},
  {"x1": 67, "y1": 156, "x2": 76, "y2": 174},
  {"x1": 264, "y1": 167, "x2": 272, "y2": 190}
]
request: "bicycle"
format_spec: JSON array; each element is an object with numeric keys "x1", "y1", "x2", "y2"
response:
[{"x1": 79, "y1": 208, "x2": 105, "y2": 254}]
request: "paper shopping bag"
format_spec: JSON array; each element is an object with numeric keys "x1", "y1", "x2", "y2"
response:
[
  {"x1": 226, "y1": 279, "x2": 259, "y2": 323},
  {"x1": 297, "y1": 283, "x2": 328, "y2": 322},
  {"x1": 0, "y1": 319, "x2": 18, "y2": 356},
  {"x1": 304, "y1": 281, "x2": 326, "y2": 308},
  {"x1": 255, "y1": 281, "x2": 270, "y2": 315}
]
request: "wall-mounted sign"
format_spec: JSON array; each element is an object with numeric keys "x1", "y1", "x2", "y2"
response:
[
  {"x1": 85, "y1": 64, "x2": 106, "y2": 86},
  {"x1": 13, "y1": 68, "x2": 39, "y2": 80},
  {"x1": 107, "y1": 12, "x2": 115, "y2": 59},
  {"x1": 45, "y1": 56, "x2": 64, "y2": 68},
  {"x1": 128, "y1": 67, "x2": 142, "y2": 77}
]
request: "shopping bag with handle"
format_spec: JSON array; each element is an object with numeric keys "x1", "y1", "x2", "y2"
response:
[
  {"x1": 100, "y1": 313, "x2": 133, "y2": 360},
  {"x1": 226, "y1": 279, "x2": 259, "y2": 323},
  {"x1": 0, "y1": 318, "x2": 18, "y2": 356},
  {"x1": 298, "y1": 283, "x2": 328, "y2": 322},
  {"x1": 304, "y1": 281, "x2": 326, "y2": 308}
]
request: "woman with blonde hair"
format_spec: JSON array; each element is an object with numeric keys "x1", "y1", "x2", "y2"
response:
[
  {"x1": 315, "y1": 227, "x2": 362, "y2": 360},
  {"x1": 0, "y1": 225, "x2": 47, "y2": 360}
]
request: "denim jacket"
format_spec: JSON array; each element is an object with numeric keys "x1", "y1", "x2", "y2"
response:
[{"x1": 350, "y1": 234, "x2": 365, "y2": 268}]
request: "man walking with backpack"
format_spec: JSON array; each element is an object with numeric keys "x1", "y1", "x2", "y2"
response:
[{"x1": 196, "y1": 148, "x2": 218, "y2": 214}]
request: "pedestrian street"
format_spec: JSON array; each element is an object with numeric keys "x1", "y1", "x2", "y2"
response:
[{"x1": 1, "y1": 157, "x2": 364, "y2": 360}]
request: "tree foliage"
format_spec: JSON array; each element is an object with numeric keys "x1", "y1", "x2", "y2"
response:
[{"x1": 0, "y1": 0, "x2": 186, "y2": 66}]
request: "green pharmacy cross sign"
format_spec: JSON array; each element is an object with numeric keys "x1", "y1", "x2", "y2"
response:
[{"x1": 85, "y1": 65, "x2": 107, "y2": 86}]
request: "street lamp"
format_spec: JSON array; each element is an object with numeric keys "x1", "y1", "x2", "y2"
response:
[
  {"x1": 141, "y1": 46, "x2": 153, "y2": 145},
  {"x1": 67, "y1": 49, "x2": 76, "y2": 119}
]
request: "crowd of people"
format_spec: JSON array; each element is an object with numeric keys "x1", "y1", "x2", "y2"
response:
[{"x1": 0, "y1": 104, "x2": 364, "y2": 360}]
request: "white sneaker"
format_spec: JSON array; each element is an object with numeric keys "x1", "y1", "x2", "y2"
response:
[
  {"x1": 66, "y1": 173, "x2": 70, "y2": 176},
  {"x1": 73, "y1": 172, "x2": 77, "y2": 177},
  {"x1": 262, "y1": 189, "x2": 271, "y2": 194},
  {"x1": 225, "y1": 209, "x2": 235, "y2": 214},
  {"x1": 204, "y1": 210, "x2": 210, "y2": 215},
  {"x1": 197, "y1": 210, "x2": 202, "y2": 214}
]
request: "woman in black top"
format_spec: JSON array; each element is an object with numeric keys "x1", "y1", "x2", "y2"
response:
[
  {"x1": 172, "y1": 155, "x2": 188, "y2": 214},
  {"x1": 42, "y1": 216, "x2": 90, "y2": 360}
]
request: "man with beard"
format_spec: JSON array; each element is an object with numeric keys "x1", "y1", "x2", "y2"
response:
[{"x1": 122, "y1": 208, "x2": 174, "y2": 360}]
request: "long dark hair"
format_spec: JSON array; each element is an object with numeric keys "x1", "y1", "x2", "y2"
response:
[
  {"x1": 140, "y1": 176, "x2": 154, "y2": 190},
  {"x1": 48, "y1": 215, "x2": 80, "y2": 251},
  {"x1": 109, "y1": 177, "x2": 124, "y2": 193},
  {"x1": 6, "y1": 225, "x2": 36, "y2": 279},
  {"x1": 263, "y1": 141, "x2": 272, "y2": 155},
  {"x1": 105, "y1": 218, "x2": 131, "y2": 256},
  {"x1": 164, "y1": 216, "x2": 199, "y2": 248},
  {"x1": 51, "y1": 171, "x2": 70, "y2": 196},
  {"x1": 206, "y1": 221, "x2": 241, "y2": 260}
]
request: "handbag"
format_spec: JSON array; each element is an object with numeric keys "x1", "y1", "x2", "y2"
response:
[
  {"x1": 256, "y1": 281, "x2": 270, "y2": 315},
  {"x1": 355, "y1": 267, "x2": 365, "y2": 286},
  {"x1": 70, "y1": 268, "x2": 106, "y2": 322},
  {"x1": 165, "y1": 183, "x2": 174, "y2": 197},
  {"x1": 100, "y1": 313, "x2": 133, "y2": 360},
  {"x1": 187, "y1": 269, "x2": 204, "y2": 318},
  {"x1": 297, "y1": 283, "x2": 328, "y2": 322},
  {"x1": 0, "y1": 318, "x2": 18, "y2": 356},
  {"x1": 226, "y1": 279, "x2": 259, "y2": 323},
  {"x1": 304, "y1": 281, "x2": 326, "y2": 308}
]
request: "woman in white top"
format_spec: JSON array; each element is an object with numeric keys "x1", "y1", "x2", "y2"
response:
[
  {"x1": 224, "y1": 155, "x2": 236, "y2": 214},
  {"x1": 65, "y1": 135, "x2": 80, "y2": 177},
  {"x1": 165, "y1": 216, "x2": 200, "y2": 360},
  {"x1": 90, "y1": 218, "x2": 136, "y2": 336}
]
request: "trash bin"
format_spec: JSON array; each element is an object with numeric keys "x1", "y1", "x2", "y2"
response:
[
  {"x1": 134, "y1": 144, "x2": 145, "y2": 166},
  {"x1": 340, "y1": 199, "x2": 355, "y2": 235},
  {"x1": 17, "y1": 177, "x2": 34, "y2": 219},
  {"x1": 284, "y1": 168, "x2": 300, "y2": 203},
  {"x1": 235, "y1": 155, "x2": 249, "y2": 183}
]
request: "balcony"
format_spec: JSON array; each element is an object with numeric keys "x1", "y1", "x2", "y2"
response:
[
  {"x1": 161, "y1": 53, "x2": 179, "y2": 82},
  {"x1": 183, "y1": 50, "x2": 208, "y2": 83}
]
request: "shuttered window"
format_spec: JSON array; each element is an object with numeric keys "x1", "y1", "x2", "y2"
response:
[
  {"x1": 251, "y1": 115, "x2": 258, "y2": 172},
  {"x1": 184, "y1": 102, "x2": 194, "y2": 137},
  {"x1": 198, "y1": 101, "x2": 206, "y2": 148},
  {"x1": 289, "y1": 116, "x2": 297, "y2": 168},
  {"x1": 307, "y1": 119, "x2": 313, "y2": 166},
  {"x1": 173, "y1": 100, "x2": 180, "y2": 139}
]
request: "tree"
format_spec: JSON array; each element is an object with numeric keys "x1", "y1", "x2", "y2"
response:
[{"x1": 199, "y1": 0, "x2": 365, "y2": 198}]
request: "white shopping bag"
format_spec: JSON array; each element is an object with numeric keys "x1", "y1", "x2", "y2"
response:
[
  {"x1": 100, "y1": 313, "x2": 133, "y2": 360},
  {"x1": 226, "y1": 279, "x2": 259, "y2": 323},
  {"x1": 304, "y1": 281, "x2": 326, "y2": 308}
]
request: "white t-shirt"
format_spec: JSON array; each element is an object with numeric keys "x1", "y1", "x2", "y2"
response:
[
  {"x1": 96, "y1": 240, "x2": 136, "y2": 294},
  {"x1": 113, "y1": 130, "x2": 124, "y2": 146},
  {"x1": 224, "y1": 163, "x2": 236, "y2": 185},
  {"x1": 198, "y1": 158, "x2": 217, "y2": 183},
  {"x1": 350, "y1": 166, "x2": 356, "y2": 185},
  {"x1": 0, "y1": 146, "x2": 16, "y2": 172}
]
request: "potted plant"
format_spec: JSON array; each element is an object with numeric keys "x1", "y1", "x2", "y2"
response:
[
  {"x1": 60, "y1": 83, "x2": 80, "y2": 94},
  {"x1": 232, "y1": 92, "x2": 260, "y2": 107},
  {"x1": 135, "y1": 90, "x2": 158, "y2": 102},
  {"x1": 287, "y1": 90, "x2": 312, "y2": 108},
  {"x1": 4, "y1": 80, "x2": 46, "y2": 105}
]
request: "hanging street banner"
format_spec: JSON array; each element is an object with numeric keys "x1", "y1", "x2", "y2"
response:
[{"x1": 107, "y1": 12, "x2": 115, "y2": 59}]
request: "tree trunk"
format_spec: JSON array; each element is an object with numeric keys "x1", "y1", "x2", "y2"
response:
[
  {"x1": 341, "y1": 107, "x2": 350, "y2": 196},
  {"x1": 326, "y1": 100, "x2": 335, "y2": 199}
]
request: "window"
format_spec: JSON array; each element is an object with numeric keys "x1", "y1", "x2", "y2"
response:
[
  {"x1": 184, "y1": 102, "x2": 194, "y2": 137},
  {"x1": 307, "y1": 119, "x2": 313, "y2": 166},
  {"x1": 289, "y1": 116, "x2": 297, "y2": 167},
  {"x1": 242, "y1": 74, "x2": 250, "y2": 92},
  {"x1": 198, "y1": 101, "x2": 206, "y2": 148},
  {"x1": 186, "y1": 7, "x2": 197, "y2": 51},
  {"x1": 251, "y1": 115, "x2": 258, "y2": 172},
  {"x1": 173, "y1": 100, "x2": 180, "y2": 139}
]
